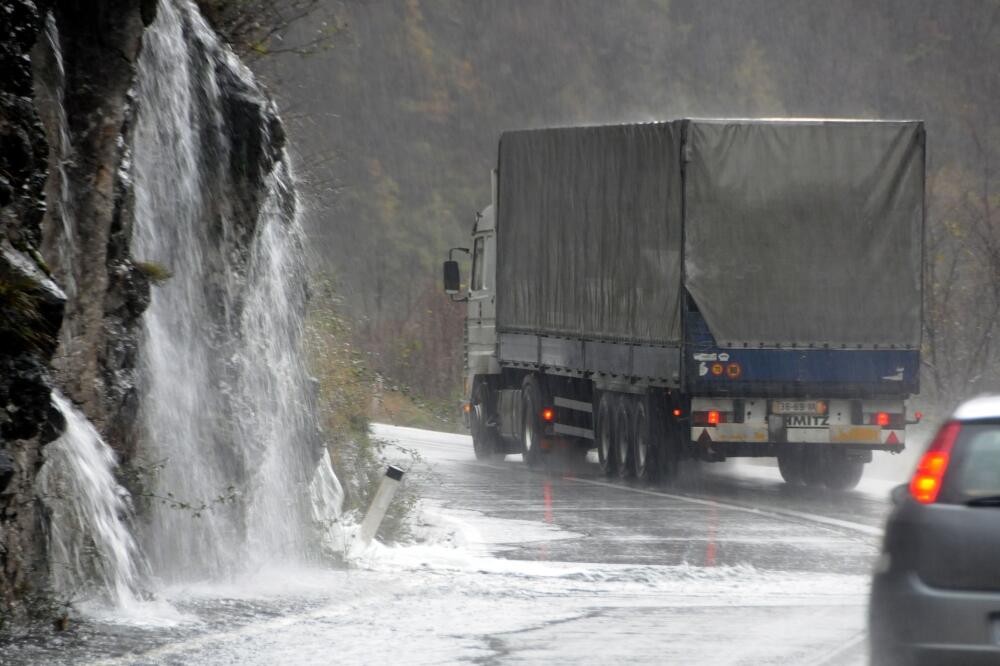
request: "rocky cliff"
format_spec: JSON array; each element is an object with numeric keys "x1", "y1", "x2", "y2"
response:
[
  {"x1": 1, "y1": 0, "x2": 331, "y2": 626},
  {"x1": 1, "y1": 0, "x2": 64, "y2": 625},
  {"x1": 1, "y1": 0, "x2": 153, "y2": 625}
]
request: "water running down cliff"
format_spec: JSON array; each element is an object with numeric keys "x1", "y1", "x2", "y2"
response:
[
  {"x1": 42, "y1": 13, "x2": 76, "y2": 306},
  {"x1": 37, "y1": 393, "x2": 145, "y2": 609},
  {"x1": 131, "y1": 0, "x2": 343, "y2": 582}
]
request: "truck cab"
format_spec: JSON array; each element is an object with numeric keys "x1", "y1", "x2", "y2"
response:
[{"x1": 465, "y1": 204, "x2": 499, "y2": 385}]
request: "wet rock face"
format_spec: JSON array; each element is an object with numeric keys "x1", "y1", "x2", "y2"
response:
[
  {"x1": 39, "y1": 0, "x2": 153, "y2": 458},
  {"x1": 0, "y1": 239, "x2": 65, "y2": 357},
  {"x1": 0, "y1": 0, "x2": 57, "y2": 626},
  {"x1": 1, "y1": 0, "x2": 153, "y2": 625},
  {"x1": 0, "y1": 0, "x2": 47, "y2": 247}
]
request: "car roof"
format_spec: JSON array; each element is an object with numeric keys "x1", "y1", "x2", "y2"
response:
[{"x1": 953, "y1": 395, "x2": 1000, "y2": 421}]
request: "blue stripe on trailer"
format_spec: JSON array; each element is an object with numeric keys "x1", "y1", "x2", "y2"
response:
[{"x1": 684, "y1": 311, "x2": 919, "y2": 395}]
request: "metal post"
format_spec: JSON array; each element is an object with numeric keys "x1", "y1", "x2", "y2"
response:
[{"x1": 356, "y1": 465, "x2": 405, "y2": 549}]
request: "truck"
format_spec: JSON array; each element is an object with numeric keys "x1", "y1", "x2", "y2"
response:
[{"x1": 443, "y1": 119, "x2": 924, "y2": 490}]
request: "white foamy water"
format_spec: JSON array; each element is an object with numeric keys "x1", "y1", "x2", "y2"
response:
[
  {"x1": 85, "y1": 501, "x2": 868, "y2": 666},
  {"x1": 36, "y1": 392, "x2": 145, "y2": 609},
  {"x1": 131, "y1": 0, "x2": 343, "y2": 583}
]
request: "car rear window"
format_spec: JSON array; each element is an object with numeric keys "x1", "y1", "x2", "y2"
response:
[{"x1": 943, "y1": 423, "x2": 1000, "y2": 502}]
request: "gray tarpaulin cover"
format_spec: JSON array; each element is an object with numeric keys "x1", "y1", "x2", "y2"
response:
[
  {"x1": 496, "y1": 119, "x2": 923, "y2": 350},
  {"x1": 684, "y1": 120, "x2": 924, "y2": 349},
  {"x1": 497, "y1": 123, "x2": 683, "y2": 345}
]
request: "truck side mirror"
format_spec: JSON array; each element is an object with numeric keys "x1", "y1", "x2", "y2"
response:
[{"x1": 443, "y1": 260, "x2": 461, "y2": 294}]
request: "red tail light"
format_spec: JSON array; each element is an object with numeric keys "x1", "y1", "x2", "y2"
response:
[
  {"x1": 672, "y1": 408, "x2": 683, "y2": 418},
  {"x1": 693, "y1": 410, "x2": 730, "y2": 426},
  {"x1": 541, "y1": 407, "x2": 554, "y2": 422},
  {"x1": 909, "y1": 421, "x2": 961, "y2": 504},
  {"x1": 867, "y1": 411, "x2": 904, "y2": 428}
]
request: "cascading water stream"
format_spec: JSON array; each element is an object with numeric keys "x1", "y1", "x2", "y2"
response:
[
  {"x1": 43, "y1": 12, "x2": 76, "y2": 303},
  {"x1": 132, "y1": 0, "x2": 343, "y2": 583},
  {"x1": 36, "y1": 393, "x2": 145, "y2": 609}
]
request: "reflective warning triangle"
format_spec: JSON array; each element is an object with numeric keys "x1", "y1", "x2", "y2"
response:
[{"x1": 885, "y1": 431, "x2": 900, "y2": 445}]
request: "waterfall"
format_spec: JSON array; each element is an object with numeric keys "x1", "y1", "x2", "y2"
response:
[
  {"x1": 36, "y1": 393, "x2": 145, "y2": 608},
  {"x1": 132, "y1": 0, "x2": 343, "y2": 582},
  {"x1": 43, "y1": 12, "x2": 76, "y2": 303}
]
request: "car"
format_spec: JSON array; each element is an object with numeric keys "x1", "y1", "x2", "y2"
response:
[{"x1": 869, "y1": 395, "x2": 1000, "y2": 665}]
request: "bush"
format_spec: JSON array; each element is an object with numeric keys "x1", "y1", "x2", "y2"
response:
[
  {"x1": 306, "y1": 274, "x2": 422, "y2": 543},
  {"x1": 133, "y1": 261, "x2": 173, "y2": 285}
]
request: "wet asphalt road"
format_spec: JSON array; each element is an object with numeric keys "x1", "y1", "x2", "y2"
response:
[
  {"x1": 402, "y1": 426, "x2": 889, "y2": 572},
  {"x1": 378, "y1": 424, "x2": 893, "y2": 664},
  {"x1": 1, "y1": 425, "x2": 897, "y2": 665}
]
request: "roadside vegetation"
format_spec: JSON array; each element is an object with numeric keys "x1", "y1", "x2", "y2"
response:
[{"x1": 305, "y1": 275, "x2": 448, "y2": 543}]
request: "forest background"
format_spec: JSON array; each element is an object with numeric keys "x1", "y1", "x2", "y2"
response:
[{"x1": 205, "y1": 0, "x2": 1000, "y2": 432}]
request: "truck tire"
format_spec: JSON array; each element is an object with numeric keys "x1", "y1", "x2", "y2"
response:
[
  {"x1": 824, "y1": 454, "x2": 864, "y2": 491},
  {"x1": 615, "y1": 395, "x2": 635, "y2": 479},
  {"x1": 633, "y1": 398, "x2": 656, "y2": 483},
  {"x1": 800, "y1": 455, "x2": 826, "y2": 488},
  {"x1": 777, "y1": 452, "x2": 805, "y2": 486},
  {"x1": 470, "y1": 380, "x2": 502, "y2": 460},
  {"x1": 596, "y1": 392, "x2": 616, "y2": 477},
  {"x1": 521, "y1": 375, "x2": 545, "y2": 468}
]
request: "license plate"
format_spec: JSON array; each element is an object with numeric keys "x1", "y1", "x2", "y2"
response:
[
  {"x1": 785, "y1": 415, "x2": 830, "y2": 428},
  {"x1": 772, "y1": 400, "x2": 825, "y2": 415}
]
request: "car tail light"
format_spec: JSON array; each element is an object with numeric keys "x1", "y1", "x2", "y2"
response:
[
  {"x1": 909, "y1": 421, "x2": 961, "y2": 504},
  {"x1": 541, "y1": 407, "x2": 554, "y2": 422},
  {"x1": 672, "y1": 408, "x2": 683, "y2": 418}
]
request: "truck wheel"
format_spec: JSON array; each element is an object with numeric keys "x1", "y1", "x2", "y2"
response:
[
  {"x1": 633, "y1": 398, "x2": 656, "y2": 483},
  {"x1": 521, "y1": 375, "x2": 545, "y2": 468},
  {"x1": 615, "y1": 396, "x2": 635, "y2": 479},
  {"x1": 777, "y1": 452, "x2": 805, "y2": 485},
  {"x1": 596, "y1": 392, "x2": 616, "y2": 477},
  {"x1": 800, "y1": 455, "x2": 826, "y2": 488},
  {"x1": 824, "y1": 455, "x2": 864, "y2": 491},
  {"x1": 470, "y1": 380, "x2": 502, "y2": 461}
]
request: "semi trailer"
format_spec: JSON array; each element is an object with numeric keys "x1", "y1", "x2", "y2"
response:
[{"x1": 443, "y1": 119, "x2": 925, "y2": 489}]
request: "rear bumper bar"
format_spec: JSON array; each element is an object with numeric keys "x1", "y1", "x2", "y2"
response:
[{"x1": 690, "y1": 396, "x2": 908, "y2": 448}]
